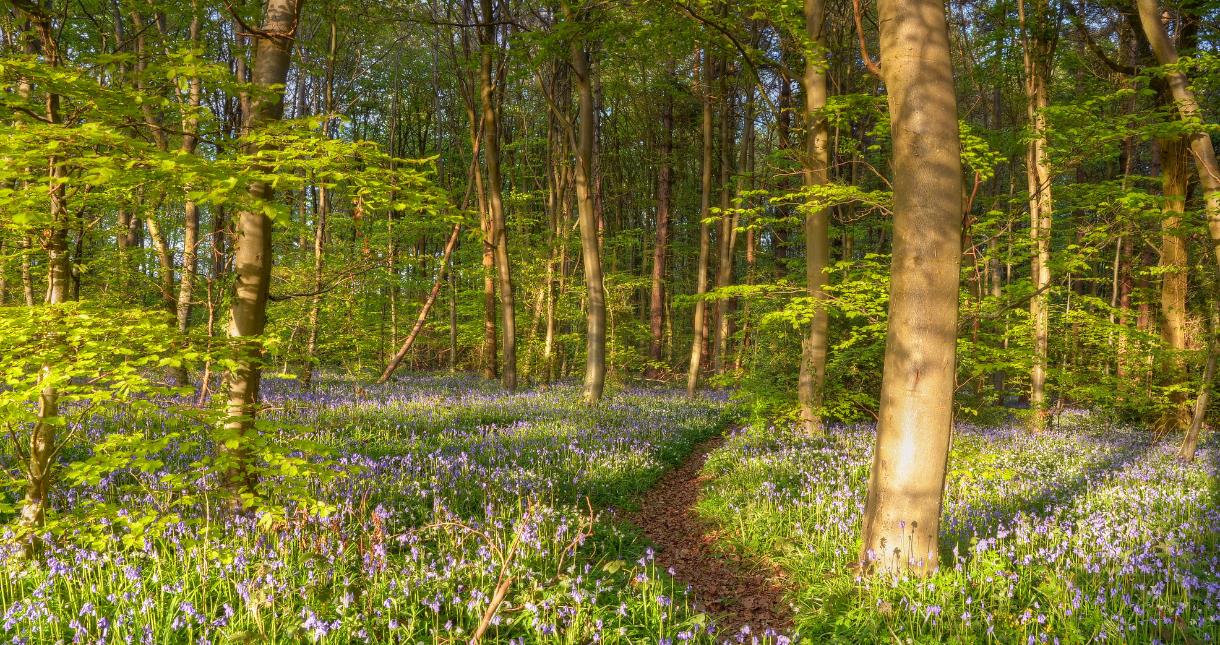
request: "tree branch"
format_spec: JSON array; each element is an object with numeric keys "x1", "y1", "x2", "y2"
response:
[
  {"x1": 853, "y1": 0, "x2": 882, "y2": 79},
  {"x1": 1064, "y1": 1, "x2": 1137, "y2": 76}
]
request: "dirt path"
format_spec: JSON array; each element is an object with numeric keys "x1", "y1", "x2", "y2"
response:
[{"x1": 626, "y1": 435, "x2": 793, "y2": 640}]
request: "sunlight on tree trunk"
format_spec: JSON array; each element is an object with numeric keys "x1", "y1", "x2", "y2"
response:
[
  {"x1": 569, "y1": 16, "x2": 606, "y2": 405},
  {"x1": 859, "y1": 0, "x2": 963, "y2": 577},
  {"x1": 798, "y1": 0, "x2": 831, "y2": 436},
  {"x1": 686, "y1": 50, "x2": 713, "y2": 398},
  {"x1": 480, "y1": 0, "x2": 515, "y2": 392},
  {"x1": 1020, "y1": 0, "x2": 1056, "y2": 433}
]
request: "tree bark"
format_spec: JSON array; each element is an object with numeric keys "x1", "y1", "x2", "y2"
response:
[
  {"x1": 1158, "y1": 137, "x2": 1190, "y2": 432},
  {"x1": 569, "y1": 16, "x2": 605, "y2": 405},
  {"x1": 1020, "y1": 0, "x2": 1056, "y2": 432},
  {"x1": 1135, "y1": 0, "x2": 1220, "y2": 272},
  {"x1": 647, "y1": 81, "x2": 673, "y2": 380},
  {"x1": 301, "y1": 183, "x2": 327, "y2": 389},
  {"x1": 480, "y1": 0, "x2": 516, "y2": 391},
  {"x1": 0, "y1": 236, "x2": 5, "y2": 305},
  {"x1": 859, "y1": 0, "x2": 963, "y2": 577},
  {"x1": 686, "y1": 49, "x2": 714, "y2": 397},
  {"x1": 20, "y1": 235, "x2": 35, "y2": 306},
  {"x1": 301, "y1": 19, "x2": 337, "y2": 389},
  {"x1": 798, "y1": 0, "x2": 832, "y2": 435},
  {"x1": 145, "y1": 216, "x2": 176, "y2": 316},
  {"x1": 173, "y1": 13, "x2": 204, "y2": 387},
  {"x1": 1181, "y1": 293, "x2": 1216, "y2": 462},
  {"x1": 221, "y1": 0, "x2": 303, "y2": 499},
  {"x1": 17, "y1": 7, "x2": 70, "y2": 555},
  {"x1": 712, "y1": 57, "x2": 736, "y2": 376}
]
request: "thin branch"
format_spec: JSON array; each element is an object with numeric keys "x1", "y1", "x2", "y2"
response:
[
  {"x1": 1064, "y1": 3, "x2": 1135, "y2": 75},
  {"x1": 670, "y1": 2, "x2": 783, "y2": 116},
  {"x1": 853, "y1": 0, "x2": 882, "y2": 79}
]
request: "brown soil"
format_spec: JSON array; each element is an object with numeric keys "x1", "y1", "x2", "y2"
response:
[{"x1": 625, "y1": 435, "x2": 793, "y2": 640}]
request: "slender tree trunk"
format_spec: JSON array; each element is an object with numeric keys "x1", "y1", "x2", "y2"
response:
[
  {"x1": 647, "y1": 85, "x2": 673, "y2": 380},
  {"x1": 449, "y1": 243, "x2": 458, "y2": 373},
  {"x1": 0, "y1": 236, "x2": 6, "y2": 305},
  {"x1": 1020, "y1": 0, "x2": 1056, "y2": 432},
  {"x1": 859, "y1": 0, "x2": 963, "y2": 576},
  {"x1": 301, "y1": 20, "x2": 337, "y2": 389},
  {"x1": 379, "y1": 224, "x2": 462, "y2": 383},
  {"x1": 712, "y1": 57, "x2": 736, "y2": 376},
  {"x1": 470, "y1": 112, "x2": 497, "y2": 380},
  {"x1": 17, "y1": 9, "x2": 70, "y2": 555},
  {"x1": 798, "y1": 0, "x2": 832, "y2": 434},
  {"x1": 539, "y1": 63, "x2": 569, "y2": 384},
  {"x1": 145, "y1": 217, "x2": 176, "y2": 316},
  {"x1": 20, "y1": 235, "x2": 34, "y2": 306},
  {"x1": 569, "y1": 18, "x2": 605, "y2": 405},
  {"x1": 1181, "y1": 291, "x2": 1216, "y2": 462},
  {"x1": 687, "y1": 49, "x2": 713, "y2": 397},
  {"x1": 173, "y1": 13, "x2": 204, "y2": 387},
  {"x1": 198, "y1": 205, "x2": 228, "y2": 404},
  {"x1": 480, "y1": 0, "x2": 516, "y2": 391},
  {"x1": 222, "y1": 0, "x2": 303, "y2": 499},
  {"x1": 301, "y1": 184, "x2": 327, "y2": 388}
]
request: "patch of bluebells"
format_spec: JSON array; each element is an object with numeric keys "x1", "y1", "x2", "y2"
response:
[
  {"x1": 0, "y1": 376, "x2": 752, "y2": 643},
  {"x1": 700, "y1": 415, "x2": 1220, "y2": 642}
]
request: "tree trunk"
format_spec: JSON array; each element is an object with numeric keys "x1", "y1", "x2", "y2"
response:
[
  {"x1": 1020, "y1": 0, "x2": 1056, "y2": 432},
  {"x1": 379, "y1": 224, "x2": 462, "y2": 383},
  {"x1": 1135, "y1": 0, "x2": 1220, "y2": 273},
  {"x1": 712, "y1": 57, "x2": 735, "y2": 376},
  {"x1": 145, "y1": 217, "x2": 176, "y2": 316},
  {"x1": 173, "y1": 13, "x2": 204, "y2": 387},
  {"x1": 18, "y1": 9, "x2": 70, "y2": 555},
  {"x1": 449, "y1": 241, "x2": 458, "y2": 373},
  {"x1": 302, "y1": 20, "x2": 337, "y2": 389},
  {"x1": 798, "y1": 0, "x2": 832, "y2": 435},
  {"x1": 0, "y1": 236, "x2": 6, "y2": 305},
  {"x1": 686, "y1": 49, "x2": 714, "y2": 397},
  {"x1": 647, "y1": 84, "x2": 673, "y2": 380},
  {"x1": 1181, "y1": 292, "x2": 1216, "y2": 462},
  {"x1": 301, "y1": 184, "x2": 327, "y2": 388},
  {"x1": 222, "y1": 0, "x2": 303, "y2": 499},
  {"x1": 481, "y1": 0, "x2": 516, "y2": 391},
  {"x1": 569, "y1": 19, "x2": 605, "y2": 405},
  {"x1": 20, "y1": 235, "x2": 35, "y2": 306},
  {"x1": 859, "y1": 0, "x2": 963, "y2": 576},
  {"x1": 1158, "y1": 137, "x2": 1190, "y2": 433}
]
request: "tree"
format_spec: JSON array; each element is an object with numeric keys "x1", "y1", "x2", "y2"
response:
[
  {"x1": 300, "y1": 17, "x2": 337, "y2": 389},
  {"x1": 1019, "y1": 0, "x2": 1058, "y2": 432},
  {"x1": 1135, "y1": 0, "x2": 1220, "y2": 461},
  {"x1": 859, "y1": 0, "x2": 963, "y2": 576},
  {"x1": 647, "y1": 71, "x2": 674, "y2": 381},
  {"x1": 11, "y1": 0, "x2": 71, "y2": 554},
  {"x1": 797, "y1": 0, "x2": 831, "y2": 435},
  {"x1": 221, "y1": 0, "x2": 305, "y2": 498},
  {"x1": 567, "y1": 5, "x2": 606, "y2": 405},
  {"x1": 480, "y1": 0, "x2": 516, "y2": 391},
  {"x1": 687, "y1": 48, "x2": 714, "y2": 397}
]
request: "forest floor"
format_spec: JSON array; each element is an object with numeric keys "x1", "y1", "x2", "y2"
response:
[
  {"x1": 624, "y1": 435, "x2": 792, "y2": 639},
  {"x1": 1, "y1": 376, "x2": 1216, "y2": 643}
]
